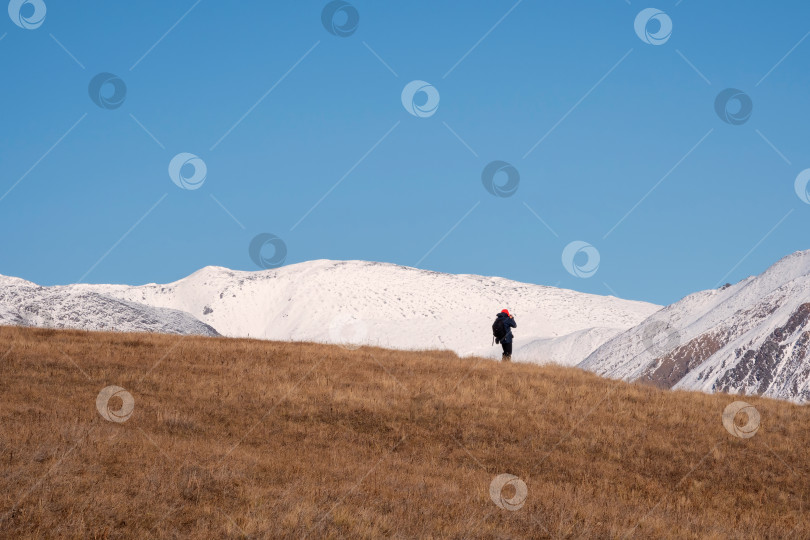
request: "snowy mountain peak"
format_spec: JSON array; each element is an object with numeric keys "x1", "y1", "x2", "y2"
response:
[
  {"x1": 0, "y1": 260, "x2": 660, "y2": 365},
  {"x1": 582, "y1": 249, "x2": 810, "y2": 403},
  {"x1": 744, "y1": 249, "x2": 810, "y2": 290}
]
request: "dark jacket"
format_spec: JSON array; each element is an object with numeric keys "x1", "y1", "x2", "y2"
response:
[{"x1": 496, "y1": 312, "x2": 517, "y2": 343}]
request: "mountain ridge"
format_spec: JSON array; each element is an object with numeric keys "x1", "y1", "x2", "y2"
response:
[
  {"x1": 0, "y1": 259, "x2": 659, "y2": 365},
  {"x1": 582, "y1": 249, "x2": 810, "y2": 402},
  {"x1": 6, "y1": 251, "x2": 810, "y2": 402}
]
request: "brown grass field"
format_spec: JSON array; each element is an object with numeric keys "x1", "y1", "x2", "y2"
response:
[{"x1": 0, "y1": 326, "x2": 807, "y2": 539}]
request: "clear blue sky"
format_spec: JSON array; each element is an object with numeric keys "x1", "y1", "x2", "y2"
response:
[{"x1": 1, "y1": 1, "x2": 809, "y2": 306}]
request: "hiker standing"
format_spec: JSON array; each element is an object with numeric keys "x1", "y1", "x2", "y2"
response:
[{"x1": 492, "y1": 309, "x2": 517, "y2": 362}]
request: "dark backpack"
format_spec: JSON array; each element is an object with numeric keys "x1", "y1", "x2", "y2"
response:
[{"x1": 492, "y1": 317, "x2": 507, "y2": 341}]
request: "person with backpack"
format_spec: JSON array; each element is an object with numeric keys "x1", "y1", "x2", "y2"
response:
[{"x1": 492, "y1": 309, "x2": 517, "y2": 362}]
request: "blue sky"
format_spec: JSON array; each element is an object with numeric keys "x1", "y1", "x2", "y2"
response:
[{"x1": 1, "y1": 1, "x2": 809, "y2": 305}]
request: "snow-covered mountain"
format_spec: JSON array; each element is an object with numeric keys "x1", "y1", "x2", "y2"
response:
[
  {"x1": 0, "y1": 260, "x2": 659, "y2": 365},
  {"x1": 581, "y1": 250, "x2": 810, "y2": 403},
  {"x1": 0, "y1": 275, "x2": 219, "y2": 336},
  {"x1": 6, "y1": 252, "x2": 810, "y2": 402}
]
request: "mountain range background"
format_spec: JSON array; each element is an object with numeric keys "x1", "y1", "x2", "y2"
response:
[{"x1": 4, "y1": 249, "x2": 809, "y2": 402}]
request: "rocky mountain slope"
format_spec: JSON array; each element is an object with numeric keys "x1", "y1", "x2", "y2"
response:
[{"x1": 581, "y1": 250, "x2": 810, "y2": 403}]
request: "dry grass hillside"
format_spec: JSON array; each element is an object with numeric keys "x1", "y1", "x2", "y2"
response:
[{"x1": 0, "y1": 326, "x2": 808, "y2": 539}]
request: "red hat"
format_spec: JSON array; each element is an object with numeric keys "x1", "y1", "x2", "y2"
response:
[{"x1": 501, "y1": 309, "x2": 510, "y2": 316}]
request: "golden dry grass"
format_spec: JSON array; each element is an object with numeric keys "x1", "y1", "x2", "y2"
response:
[{"x1": 0, "y1": 326, "x2": 807, "y2": 539}]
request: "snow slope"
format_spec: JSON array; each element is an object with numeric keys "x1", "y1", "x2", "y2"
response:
[
  {"x1": 0, "y1": 275, "x2": 219, "y2": 336},
  {"x1": 8, "y1": 260, "x2": 659, "y2": 365},
  {"x1": 581, "y1": 250, "x2": 810, "y2": 403}
]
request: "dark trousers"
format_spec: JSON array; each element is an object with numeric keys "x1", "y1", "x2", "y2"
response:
[{"x1": 501, "y1": 340, "x2": 512, "y2": 359}]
